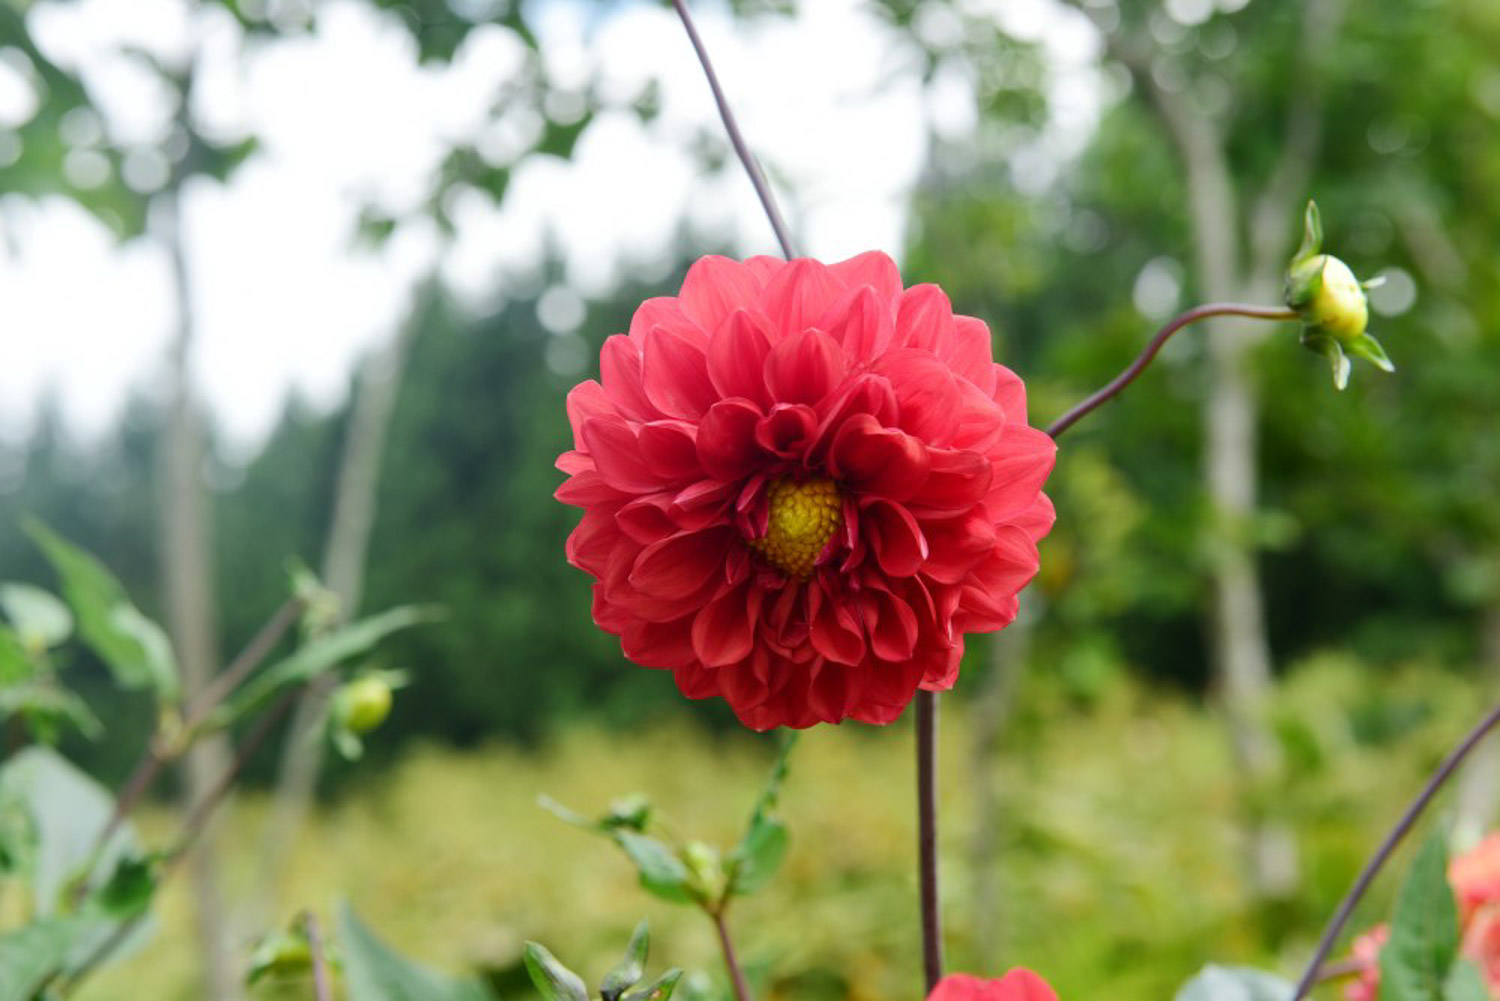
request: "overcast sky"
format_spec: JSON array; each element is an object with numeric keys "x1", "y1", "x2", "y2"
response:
[{"x1": 0, "y1": 0, "x2": 1100, "y2": 451}]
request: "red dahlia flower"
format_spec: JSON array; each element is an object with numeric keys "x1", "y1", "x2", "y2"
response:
[
  {"x1": 555, "y1": 252, "x2": 1055, "y2": 730},
  {"x1": 927, "y1": 969, "x2": 1059, "y2": 1001}
]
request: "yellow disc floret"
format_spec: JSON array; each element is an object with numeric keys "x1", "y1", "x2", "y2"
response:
[{"x1": 748, "y1": 476, "x2": 843, "y2": 580}]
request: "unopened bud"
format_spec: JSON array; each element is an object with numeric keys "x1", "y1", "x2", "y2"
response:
[{"x1": 335, "y1": 676, "x2": 392, "y2": 735}]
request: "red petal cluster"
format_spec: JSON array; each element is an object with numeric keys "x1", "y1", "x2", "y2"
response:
[
  {"x1": 556, "y1": 252, "x2": 1055, "y2": 730},
  {"x1": 927, "y1": 969, "x2": 1060, "y2": 1001}
]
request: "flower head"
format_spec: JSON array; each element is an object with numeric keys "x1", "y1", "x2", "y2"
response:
[
  {"x1": 556, "y1": 252, "x2": 1055, "y2": 729},
  {"x1": 928, "y1": 969, "x2": 1059, "y2": 1001},
  {"x1": 1344, "y1": 924, "x2": 1389, "y2": 1001},
  {"x1": 1285, "y1": 200, "x2": 1394, "y2": 391},
  {"x1": 1451, "y1": 833, "x2": 1500, "y2": 922}
]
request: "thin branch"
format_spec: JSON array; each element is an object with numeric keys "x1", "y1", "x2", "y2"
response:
[
  {"x1": 917, "y1": 690, "x2": 943, "y2": 993},
  {"x1": 304, "y1": 911, "x2": 333, "y2": 1001},
  {"x1": 712, "y1": 908, "x2": 754, "y2": 1001},
  {"x1": 184, "y1": 596, "x2": 303, "y2": 732},
  {"x1": 1045, "y1": 303, "x2": 1298, "y2": 440},
  {"x1": 670, "y1": 0, "x2": 796, "y2": 259},
  {"x1": 1291, "y1": 699, "x2": 1500, "y2": 1001}
]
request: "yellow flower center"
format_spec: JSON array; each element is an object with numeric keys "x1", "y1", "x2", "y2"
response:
[{"x1": 748, "y1": 476, "x2": 844, "y2": 580}]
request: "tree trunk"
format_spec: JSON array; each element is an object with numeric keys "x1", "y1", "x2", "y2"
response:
[
  {"x1": 156, "y1": 189, "x2": 244, "y2": 1001},
  {"x1": 255, "y1": 311, "x2": 420, "y2": 913}
]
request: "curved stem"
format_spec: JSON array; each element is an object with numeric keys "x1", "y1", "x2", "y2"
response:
[
  {"x1": 712, "y1": 908, "x2": 754, "y2": 1001},
  {"x1": 1045, "y1": 303, "x2": 1298, "y2": 439},
  {"x1": 917, "y1": 690, "x2": 943, "y2": 993},
  {"x1": 1291, "y1": 699, "x2": 1500, "y2": 1001},
  {"x1": 304, "y1": 911, "x2": 333, "y2": 1001},
  {"x1": 670, "y1": 0, "x2": 796, "y2": 259}
]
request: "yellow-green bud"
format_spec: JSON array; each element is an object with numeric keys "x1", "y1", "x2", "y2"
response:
[
  {"x1": 336, "y1": 677, "x2": 392, "y2": 735},
  {"x1": 1288, "y1": 254, "x2": 1368, "y2": 341}
]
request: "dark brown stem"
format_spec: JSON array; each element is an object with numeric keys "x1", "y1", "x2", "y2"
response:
[
  {"x1": 1291, "y1": 699, "x2": 1500, "y2": 1001},
  {"x1": 670, "y1": 0, "x2": 796, "y2": 259},
  {"x1": 1045, "y1": 303, "x2": 1298, "y2": 439},
  {"x1": 712, "y1": 908, "x2": 754, "y2": 1001},
  {"x1": 1313, "y1": 958, "x2": 1366, "y2": 984},
  {"x1": 304, "y1": 911, "x2": 333, "y2": 1001},
  {"x1": 917, "y1": 690, "x2": 943, "y2": 993}
]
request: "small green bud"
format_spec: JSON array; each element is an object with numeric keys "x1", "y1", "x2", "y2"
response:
[
  {"x1": 247, "y1": 929, "x2": 312, "y2": 984},
  {"x1": 1284, "y1": 200, "x2": 1395, "y2": 390},
  {"x1": 335, "y1": 676, "x2": 393, "y2": 735},
  {"x1": 680, "y1": 840, "x2": 724, "y2": 902}
]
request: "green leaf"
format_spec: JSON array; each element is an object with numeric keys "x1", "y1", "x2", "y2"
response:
[
  {"x1": 622, "y1": 969, "x2": 684, "y2": 1001},
  {"x1": 247, "y1": 928, "x2": 313, "y2": 985},
  {"x1": 0, "y1": 746, "x2": 138, "y2": 918},
  {"x1": 0, "y1": 917, "x2": 92, "y2": 1001},
  {"x1": 1346, "y1": 332, "x2": 1396, "y2": 373},
  {"x1": 601, "y1": 920, "x2": 650, "y2": 1001},
  {"x1": 1380, "y1": 831, "x2": 1461, "y2": 1001},
  {"x1": 0, "y1": 582, "x2": 73, "y2": 649},
  {"x1": 614, "y1": 831, "x2": 695, "y2": 904},
  {"x1": 0, "y1": 681, "x2": 104, "y2": 743},
  {"x1": 24, "y1": 521, "x2": 179, "y2": 702},
  {"x1": 524, "y1": 942, "x2": 590, "y2": 1001},
  {"x1": 1172, "y1": 965, "x2": 1294, "y2": 1001},
  {"x1": 0, "y1": 626, "x2": 32, "y2": 684},
  {"x1": 338, "y1": 901, "x2": 493, "y2": 1001},
  {"x1": 89, "y1": 853, "x2": 158, "y2": 921},
  {"x1": 219, "y1": 605, "x2": 435, "y2": 724},
  {"x1": 1443, "y1": 960, "x2": 1489, "y2": 1001},
  {"x1": 727, "y1": 735, "x2": 796, "y2": 896},
  {"x1": 1293, "y1": 199, "x2": 1323, "y2": 264}
]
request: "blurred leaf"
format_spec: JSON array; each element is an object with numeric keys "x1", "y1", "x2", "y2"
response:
[
  {"x1": 0, "y1": 917, "x2": 91, "y2": 1001},
  {"x1": 0, "y1": 680, "x2": 104, "y2": 743},
  {"x1": 523, "y1": 941, "x2": 589, "y2": 1001},
  {"x1": 601, "y1": 920, "x2": 650, "y2": 1001},
  {"x1": 615, "y1": 831, "x2": 695, "y2": 904},
  {"x1": 1380, "y1": 831, "x2": 1460, "y2": 1001},
  {"x1": 1172, "y1": 965, "x2": 1293, "y2": 1001},
  {"x1": 0, "y1": 746, "x2": 137, "y2": 918},
  {"x1": 0, "y1": 583, "x2": 73, "y2": 649},
  {"x1": 219, "y1": 605, "x2": 435, "y2": 724},
  {"x1": 621, "y1": 969, "x2": 683, "y2": 1001},
  {"x1": 0, "y1": 627, "x2": 31, "y2": 684},
  {"x1": 1443, "y1": 960, "x2": 1489, "y2": 1001},
  {"x1": 24, "y1": 521, "x2": 179, "y2": 702},
  {"x1": 89, "y1": 853, "x2": 158, "y2": 921},
  {"x1": 247, "y1": 926, "x2": 313, "y2": 985},
  {"x1": 338, "y1": 901, "x2": 493, "y2": 1001}
]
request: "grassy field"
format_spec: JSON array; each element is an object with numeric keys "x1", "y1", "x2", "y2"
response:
[{"x1": 75, "y1": 653, "x2": 1488, "y2": 1001}]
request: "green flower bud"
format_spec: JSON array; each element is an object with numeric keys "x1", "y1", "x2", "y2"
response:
[
  {"x1": 1284, "y1": 200, "x2": 1395, "y2": 390},
  {"x1": 335, "y1": 676, "x2": 393, "y2": 735},
  {"x1": 680, "y1": 840, "x2": 725, "y2": 902}
]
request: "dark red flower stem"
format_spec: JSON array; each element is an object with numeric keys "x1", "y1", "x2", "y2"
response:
[
  {"x1": 917, "y1": 690, "x2": 944, "y2": 993},
  {"x1": 1045, "y1": 303, "x2": 1298, "y2": 439},
  {"x1": 1290, "y1": 699, "x2": 1500, "y2": 1001},
  {"x1": 713, "y1": 907, "x2": 754, "y2": 1001},
  {"x1": 670, "y1": 0, "x2": 797, "y2": 260},
  {"x1": 304, "y1": 910, "x2": 333, "y2": 1001}
]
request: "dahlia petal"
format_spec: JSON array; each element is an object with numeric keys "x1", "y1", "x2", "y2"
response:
[
  {"x1": 921, "y1": 511, "x2": 997, "y2": 584},
  {"x1": 555, "y1": 450, "x2": 591, "y2": 476},
  {"x1": 622, "y1": 616, "x2": 697, "y2": 668},
  {"x1": 580, "y1": 417, "x2": 659, "y2": 494},
  {"x1": 692, "y1": 582, "x2": 762, "y2": 668},
  {"x1": 629, "y1": 526, "x2": 734, "y2": 601},
  {"x1": 762, "y1": 258, "x2": 845, "y2": 336},
  {"x1": 673, "y1": 477, "x2": 739, "y2": 511},
  {"x1": 861, "y1": 498, "x2": 929, "y2": 578},
  {"x1": 628, "y1": 297, "x2": 698, "y2": 343},
  {"x1": 754, "y1": 403, "x2": 819, "y2": 460},
  {"x1": 564, "y1": 507, "x2": 623, "y2": 577},
  {"x1": 808, "y1": 586, "x2": 866, "y2": 665},
  {"x1": 828, "y1": 249, "x2": 903, "y2": 303},
  {"x1": 638, "y1": 420, "x2": 701, "y2": 482},
  {"x1": 865, "y1": 585, "x2": 919, "y2": 661},
  {"x1": 895, "y1": 284, "x2": 954, "y2": 353},
  {"x1": 872, "y1": 348, "x2": 962, "y2": 445},
  {"x1": 952, "y1": 379, "x2": 1009, "y2": 454},
  {"x1": 910, "y1": 448, "x2": 993, "y2": 516},
  {"x1": 707, "y1": 310, "x2": 773, "y2": 406},
  {"x1": 984, "y1": 425, "x2": 1058, "y2": 522},
  {"x1": 947, "y1": 315, "x2": 997, "y2": 390},
  {"x1": 1013, "y1": 492, "x2": 1056, "y2": 541},
  {"x1": 673, "y1": 663, "x2": 721, "y2": 699},
  {"x1": 599, "y1": 336, "x2": 657, "y2": 421},
  {"x1": 992, "y1": 363, "x2": 1029, "y2": 423},
  {"x1": 764, "y1": 327, "x2": 848, "y2": 406},
  {"x1": 918, "y1": 647, "x2": 963, "y2": 691},
  {"x1": 616, "y1": 496, "x2": 680, "y2": 545},
  {"x1": 743, "y1": 255, "x2": 784, "y2": 285},
  {"x1": 643, "y1": 325, "x2": 717, "y2": 419},
  {"x1": 565, "y1": 380, "x2": 614, "y2": 449},
  {"x1": 817, "y1": 285, "x2": 894, "y2": 362},
  {"x1": 555, "y1": 468, "x2": 625, "y2": 508},
  {"x1": 828, "y1": 413, "x2": 930, "y2": 501},
  {"x1": 808, "y1": 659, "x2": 856, "y2": 723},
  {"x1": 679, "y1": 256, "x2": 765, "y2": 332}
]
